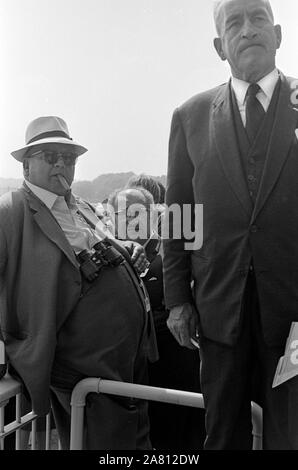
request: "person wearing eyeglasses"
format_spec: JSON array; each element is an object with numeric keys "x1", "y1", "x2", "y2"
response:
[
  {"x1": 0, "y1": 116, "x2": 157, "y2": 450},
  {"x1": 108, "y1": 187, "x2": 205, "y2": 450}
]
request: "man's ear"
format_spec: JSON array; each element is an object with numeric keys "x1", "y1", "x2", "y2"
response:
[
  {"x1": 214, "y1": 37, "x2": 226, "y2": 61},
  {"x1": 274, "y1": 24, "x2": 282, "y2": 50},
  {"x1": 23, "y1": 158, "x2": 30, "y2": 178}
]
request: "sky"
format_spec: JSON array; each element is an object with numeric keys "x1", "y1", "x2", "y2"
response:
[{"x1": 1, "y1": 0, "x2": 298, "y2": 181}]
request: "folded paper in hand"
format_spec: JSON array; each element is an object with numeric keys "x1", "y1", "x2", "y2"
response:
[{"x1": 272, "y1": 322, "x2": 298, "y2": 388}]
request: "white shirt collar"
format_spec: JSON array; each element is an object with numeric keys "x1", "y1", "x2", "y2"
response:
[
  {"x1": 231, "y1": 68, "x2": 279, "y2": 105},
  {"x1": 25, "y1": 180, "x2": 59, "y2": 210},
  {"x1": 25, "y1": 180, "x2": 76, "y2": 210},
  {"x1": 258, "y1": 68, "x2": 279, "y2": 101}
]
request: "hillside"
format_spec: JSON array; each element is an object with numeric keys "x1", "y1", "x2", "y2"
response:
[{"x1": 0, "y1": 173, "x2": 166, "y2": 202}]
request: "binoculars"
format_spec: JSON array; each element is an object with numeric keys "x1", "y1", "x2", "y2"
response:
[{"x1": 77, "y1": 240, "x2": 124, "y2": 282}]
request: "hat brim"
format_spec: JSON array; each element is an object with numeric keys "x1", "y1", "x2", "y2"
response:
[{"x1": 11, "y1": 136, "x2": 88, "y2": 162}]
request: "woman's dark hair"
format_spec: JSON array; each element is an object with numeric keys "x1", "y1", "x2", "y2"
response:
[{"x1": 126, "y1": 174, "x2": 161, "y2": 204}]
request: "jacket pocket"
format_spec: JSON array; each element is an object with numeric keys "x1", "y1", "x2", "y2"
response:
[{"x1": 2, "y1": 330, "x2": 29, "y2": 341}]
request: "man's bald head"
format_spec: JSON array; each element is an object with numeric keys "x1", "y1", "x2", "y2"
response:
[{"x1": 213, "y1": 0, "x2": 274, "y2": 36}]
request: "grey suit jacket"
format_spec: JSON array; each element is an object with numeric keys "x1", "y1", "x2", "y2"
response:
[
  {"x1": 0, "y1": 183, "x2": 156, "y2": 414},
  {"x1": 0, "y1": 184, "x2": 82, "y2": 414}
]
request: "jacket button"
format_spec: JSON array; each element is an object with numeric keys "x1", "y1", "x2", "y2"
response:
[{"x1": 250, "y1": 225, "x2": 258, "y2": 233}]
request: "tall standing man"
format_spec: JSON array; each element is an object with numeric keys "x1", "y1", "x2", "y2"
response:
[{"x1": 164, "y1": 0, "x2": 298, "y2": 449}]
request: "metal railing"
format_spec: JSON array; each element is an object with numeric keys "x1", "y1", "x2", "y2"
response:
[
  {"x1": 70, "y1": 378, "x2": 263, "y2": 450},
  {"x1": 0, "y1": 374, "x2": 263, "y2": 450},
  {"x1": 0, "y1": 374, "x2": 53, "y2": 450}
]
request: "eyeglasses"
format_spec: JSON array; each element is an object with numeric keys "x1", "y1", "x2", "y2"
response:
[{"x1": 30, "y1": 150, "x2": 78, "y2": 166}]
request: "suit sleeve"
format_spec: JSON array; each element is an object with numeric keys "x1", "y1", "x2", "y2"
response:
[
  {"x1": 0, "y1": 226, "x2": 7, "y2": 276},
  {"x1": 163, "y1": 108, "x2": 195, "y2": 309}
]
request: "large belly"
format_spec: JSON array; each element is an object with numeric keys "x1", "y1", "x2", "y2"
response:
[{"x1": 55, "y1": 262, "x2": 146, "y2": 380}]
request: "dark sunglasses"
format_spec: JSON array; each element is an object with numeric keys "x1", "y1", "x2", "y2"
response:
[{"x1": 30, "y1": 150, "x2": 78, "y2": 166}]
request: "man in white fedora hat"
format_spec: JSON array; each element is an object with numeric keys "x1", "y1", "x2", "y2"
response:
[{"x1": 0, "y1": 116, "x2": 157, "y2": 450}]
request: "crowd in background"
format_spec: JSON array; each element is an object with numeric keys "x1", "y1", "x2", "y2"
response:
[{"x1": 105, "y1": 174, "x2": 205, "y2": 450}]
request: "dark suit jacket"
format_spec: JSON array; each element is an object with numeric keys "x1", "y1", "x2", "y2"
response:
[
  {"x1": 0, "y1": 183, "x2": 154, "y2": 415},
  {"x1": 163, "y1": 72, "x2": 298, "y2": 347}
]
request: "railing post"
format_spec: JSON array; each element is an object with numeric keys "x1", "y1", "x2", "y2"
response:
[
  {"x1": 70, "y1": 378, "x2": 100, "y2": 450},
  {"x1": 252, "y1": 402, "x2": 263, "y2": 450}
]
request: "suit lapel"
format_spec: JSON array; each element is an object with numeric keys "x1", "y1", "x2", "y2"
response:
[
  {"x1": 23, "y1": 184, "x2": 78, "y2": 268},
  {"x1": 251, "y1": 74, "x2": 298, "y2": 222},
  {"x1": 212, "y1": 82, "x2": 253, "y2": 218}
]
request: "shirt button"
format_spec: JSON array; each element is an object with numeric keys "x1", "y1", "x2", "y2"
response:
[
  {"x1": 250, "y1": 225, "x2": 258, "y2": 233},
  {"x1": 248, "y1": 175, "x2": 255, "y2": 182}
]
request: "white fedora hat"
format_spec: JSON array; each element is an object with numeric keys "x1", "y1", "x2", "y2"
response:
[{"x1": 11, "y1": 116, "x2": 88, "y2": 162}]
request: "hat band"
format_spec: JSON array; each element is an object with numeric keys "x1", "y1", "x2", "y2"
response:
[{"x1": 27, "y1": 131, "x2": 73, "y2": 145}]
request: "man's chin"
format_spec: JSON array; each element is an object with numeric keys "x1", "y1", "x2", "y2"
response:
[
  {"x1": 236, "y1": 57, "x2": 270, "y2": 82},
  {"x1": 50, "y1": 182, "x2": 68, "y2": 196}
]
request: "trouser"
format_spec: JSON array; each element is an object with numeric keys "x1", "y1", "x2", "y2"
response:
[
  {"x1": 50, "y1": 384, "x2": 150, "y2": 450},
  {"x1": 51, "y1": 263, "x2": 153, "y2": 450},
  {"x1": 50, "y1": 353, "x2": 151, "y2": 451},
  {"x1": 199, "y1": 271, "x2": 298, "y2": 450}
]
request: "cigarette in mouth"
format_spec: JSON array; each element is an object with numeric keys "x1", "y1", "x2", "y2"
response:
[{"x1": 57, "y1": 174, "x2": 70, "y2": 191}]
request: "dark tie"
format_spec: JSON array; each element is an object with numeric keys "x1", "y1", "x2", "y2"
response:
[{"x1": 245, "y1": 83, "x2": 265, "y2": 143}]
